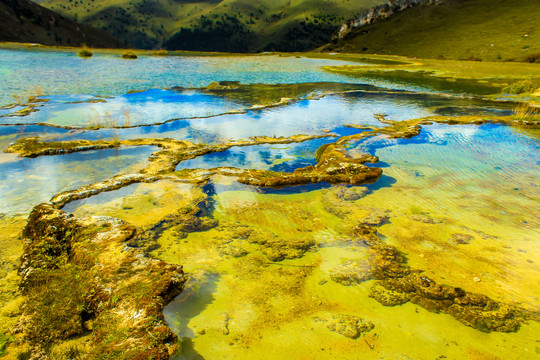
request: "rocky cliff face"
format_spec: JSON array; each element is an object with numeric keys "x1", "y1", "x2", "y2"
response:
[{"x1": 332, "y1": 0, "x2": 440, "y2": 42}]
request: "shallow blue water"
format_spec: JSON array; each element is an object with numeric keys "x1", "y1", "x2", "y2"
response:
[
  {"x1": 61, "y1": 182, "x2": 142, "y2": 214},
  {"x1": 18, "y1": 93, "x2": 431, "y2": 142},
  {"x1": 173, "y1": 123, "x2": 539, "y2": 203},
  {"x1": 177, "y1": 138, "x2": 335, "y2": 172},
  {"x1": 0, "y1": 125, "x2": 70, "y2": 151},
  {"x1": 0, "y1": 87, "x2": 513, "y2": 132},
  {"x1": 0, "y1": 49, "x2": 360, "y2": 106},
  {"x1": 3, "y1": 91, "x2": 513, "y2": 151},
  {"x1": 355, "y1": 123, "x2": 538, "y2": 173},
  {"x1": 0, "y1": 145, "x2": 158, "y2": 215},
  {"x1": 0, "y1": 89, "x2": 247, "y2": 127},
  {"x1": 348, "y1": 123, "x2": 540, "y2": 215}
]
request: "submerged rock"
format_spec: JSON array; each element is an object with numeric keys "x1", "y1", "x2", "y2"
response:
[
  {"x1": 322, "y1": 186, "x2": 369, "y2": 218},
  {"x1": 217, "y1": 313, "x2": 230, "y2": 335},
  {"x1": 349, "y1": 223, "x2": 524, "y2": 332},
  {"x1": 330, "y1": 259, "x2": 371, "y2": 286},
  {"x1": 452, "y1": 233, "x2": 474, "y2": 245},
  {"x1": 408, "y1": 214, "x2": 443, "y2": 224},
  {"x1": 135, "y1": 202, "x2": 218, "y2": 252},
  {"x1": 315, "y1": 314, "x2": 374, "y2": 339},
  {"x1": 369, "y1": 283, "x2": 409, "y2": 306},
  {"x1": 357, "y1": 211, "x2": 389, "y2": 227},
  {"x1": 248, "y1": 230, "x2": 316, "y2": 262},
  {"x1": 218, "y1": 242, "x2": 249, "y2": 258},
  {"x1": 336, "y1": 186, "x2": 369, "y2": 201}
]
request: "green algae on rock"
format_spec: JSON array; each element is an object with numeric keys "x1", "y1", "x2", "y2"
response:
[
  {"x1": 247, "y1": 229, "x2": 317, "y2": 262},
  {"x1": 344, "y1": 113, "x2": 540, "y2": 136},
  {"x1": 369, "y1": 283, "x2": 410, "y2": 306},
  {"x1": 50, "y1": 173, "x2": 161, "y2": 209},
  {"x1": 330, "y1": 259, "x2": 372, "y2": 286},
  {"x1": 3, "y1": 138, "x2": 120, "y2": 158},
  {"x1": 4, "y1": 132, "x2": 383, "y2": 193},
  {"x1": 234, "y1": 143, "x2": 381, "y2": 187},
  {"x1": 135, "y1": 200, "x2": 219, "y2": 253},
  {"x1": 349, "y1": 225, "x2": 524, "y2": 332},
  {"x1": 321, "y1": 186, "x2": 369, "y2": 219},
  {"x1": 17, "y1": 203, "x2": 188, "y2": 358}
]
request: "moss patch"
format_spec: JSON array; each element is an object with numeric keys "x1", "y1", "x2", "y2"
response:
[
  {"x1": 323, "y1": 58, "x2": 540, "y2": 95},
  {"x1": 18, "y1": 204, "x2": 187, "y2": 358}
]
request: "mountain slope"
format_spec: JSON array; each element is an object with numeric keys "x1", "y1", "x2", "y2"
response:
[
  {"x1": 0, "y1": 0, "x2": 123, "y2": 48},
  {"x1": 321, "y1": 0, "x2": 540, "y2": 62},
  {"x1": 36, "y1": 0, "x2": 386, "y2": 51}
]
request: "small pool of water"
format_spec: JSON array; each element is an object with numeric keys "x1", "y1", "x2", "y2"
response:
[
  {"x1": 0, "y1": 145, "x2": 158, "y2": 215},
  {"x1": 24, "y1": 90, "x2": 515, "y2": 146},
  {"x1": 0, "y1": 125, "x2": 70, "y2": 151},
  {"x1": 177, "y1": 138, "x2": 336, "y2": 172},
  {"x1": 61, "y1": 182, "x2": 142, "y2": 214},
  {"x1": 0, "y1": 89, "x2": 247, "y2": 127}
]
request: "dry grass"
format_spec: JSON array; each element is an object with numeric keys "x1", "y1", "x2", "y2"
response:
[
  {"x1": 512, "y1": 103, "x2": 540, "y2": 122},
  {"x1": 11, "y1": 86, "x2": 45, "y2": 104},
  {"x1": 152, "y1": 49, "x2": 167, "y2": 56},
  {"x1": 86, "y1": 107, "x2": 133, "y2": 129}
]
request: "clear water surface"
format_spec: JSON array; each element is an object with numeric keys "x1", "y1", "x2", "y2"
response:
[{"x1": 0, "y1": 48, "x2": 538, "y2": 360}]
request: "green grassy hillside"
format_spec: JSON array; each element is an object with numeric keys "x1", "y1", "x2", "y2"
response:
[
  {"x1": 37, "y1": 0, "x2": 385, "y2": 51},
  {"x1": 0, "y1": 0, "x2": 123, "y2": 48},
  {"x1": 322, "y1": 0, "x2": 540, "y2": 62}
]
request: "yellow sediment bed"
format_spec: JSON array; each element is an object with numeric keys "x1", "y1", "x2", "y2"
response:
[
  {"x1": 0, "y1": 216, "x2": 27, "y2": 358},
  {"x1": 139, "y1": 183, "x2": 540, "y2": 359}
]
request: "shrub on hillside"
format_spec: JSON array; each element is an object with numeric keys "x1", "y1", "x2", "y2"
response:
[{"x1": 524, "y1": 53, "x2": 540, "y2": 63}]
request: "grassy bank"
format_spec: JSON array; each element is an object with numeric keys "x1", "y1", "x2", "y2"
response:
[
  {"x1": 322, "y1": 0, "x2": 540, "y2": 62},
  {"x1": 317, "y1": 53, "x2": 540, "y2": 96}
]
